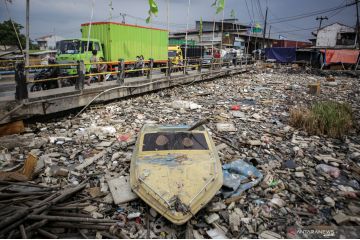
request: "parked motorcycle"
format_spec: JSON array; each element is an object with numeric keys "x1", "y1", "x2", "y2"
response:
[{"x1": 30, "y1": 60, "x2": 75, "y2": 92}]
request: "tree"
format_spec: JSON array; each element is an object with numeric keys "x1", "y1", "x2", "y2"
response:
[
  {"x1": 0, "y1": 20, "x2": 39, "y2": 51},
  {"x1": 0, "y1": 20, "x2": 26, "y2": 51}
]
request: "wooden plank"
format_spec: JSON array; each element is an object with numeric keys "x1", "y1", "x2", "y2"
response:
[{"x1": 0, "y1": 120, "x2": 24, "y2": 137}]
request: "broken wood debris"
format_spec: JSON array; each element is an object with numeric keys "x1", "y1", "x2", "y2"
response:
[{"x1": 0, "y1": 180, "x2": 118, "y2": 238}]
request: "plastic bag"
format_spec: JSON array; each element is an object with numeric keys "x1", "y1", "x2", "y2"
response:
[{"x1": 222, "y1": 159, "x2": 263, "y2": 198}]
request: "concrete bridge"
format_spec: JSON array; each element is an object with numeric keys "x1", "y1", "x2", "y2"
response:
[{"x1": 0, "y1": 64, "x2": 248, "y2": 125}]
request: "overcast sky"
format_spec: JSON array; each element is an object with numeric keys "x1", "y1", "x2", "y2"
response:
[{"x1": 0, "y1": 0, "x2": 357, "y2": 42}]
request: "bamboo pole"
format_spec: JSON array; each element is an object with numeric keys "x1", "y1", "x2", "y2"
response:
[{"x1": 28, "y1": 214, "x2": 118, "y2": 223}]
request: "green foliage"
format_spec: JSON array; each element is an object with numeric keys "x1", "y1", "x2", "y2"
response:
[
  {"x1": 146, "y1": 0, "x2": 159, "y2": 23},
  {"x1": 290, "y1": 101, "x2": 353, "y2": 138},
  {"x1": 0, "y1": 20, "x2": 25, "y2": 50},
  {"x1": 212, "y1": 0, "x2": 225, "y2": 14},
  {"x1": 230, "y1": 9, "x2": 235, "y2": 18}
]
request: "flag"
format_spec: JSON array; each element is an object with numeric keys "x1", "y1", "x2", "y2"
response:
[
  {"x1": 212, "y1": 0, "x2": 225, "y2": 14},
  {"x1": 279, "y1": 35, "x2": 286, "y2": 40},
  {"x1": 230, "y1": 9, "x2": 235, "y2": 18},
  {"x1": 146, "y1": 0, "x2": 158, "y2": 23},
  {"x1": 253, "y1": 23, "x2": 262, "y2": 33},
  {"x1": 199, "y1": 17, "x2": 203, "y2": 37}
]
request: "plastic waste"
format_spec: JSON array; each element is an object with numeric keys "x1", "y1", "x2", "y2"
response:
[
  {"x1": 348, "y1": 179, "x2": 360, "y2": 190},
  {"x1": 171, "y1": 100, "x2": 202, "y2": 110},
  {"x1": 230, "y1": 105, "x2": 240, "y2": 110},
  {"x1": 222, "y1": 159, "x2": 263, "y2": 198},
  {"x1": 315, "y1": 164, "x2": 340, "y2": 178}
]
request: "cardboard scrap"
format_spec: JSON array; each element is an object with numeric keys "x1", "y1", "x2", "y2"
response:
[
  {"x1": 0, "y1": 153, "x2": 38, "y2": 181},
  {"x1": 0, "y1": 120, "x2": 25, "y2": 137},
  {"x1": 108, "y1": 176, "x2": 138, "y2": 204}
]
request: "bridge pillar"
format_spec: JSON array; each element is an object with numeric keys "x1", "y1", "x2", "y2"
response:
[
  {"x1": 198, "y1": 58, "x2": 202, "y2": 73},
  {"x1": 147, "y1": 58, "x2": 153, "y2": 80},
  {"x1": 117, "y1": 59, "x2": 125, "y2": 85},
  {"x1": 167, "y1": 58, "x2": 172, "y2": 79},
  {"x1": 75, "y1": 60, "x2": 85, "y2": 91},
  {"x1": 15, "y1": 61, "x2": 28, "y2": 101}
]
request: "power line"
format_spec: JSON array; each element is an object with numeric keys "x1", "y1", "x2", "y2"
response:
[
  {"x1": 256, "y1": 0, "x2": 265, "y2": 21},
  {"x1": 271, "y1": 26, "x2": 318, "y2": 35},
  {"x1": 244, "y1": 0, "x2": 253, "y2": 24},
  {"x1": 269, "y1": 3, "x2": 343, "y2": 22},
  {"x1": 268, "y1": 8, "x2": 314, "y2": 31},
  {"x1": 267, "y1": 1, "x2": 349, "y2": 39},
  {"x1": 316, "y1": 16, "x2": 328, "y2": 30},
  {"x1": 268, "y1": 1, "x2": 356, "y2": 24}
]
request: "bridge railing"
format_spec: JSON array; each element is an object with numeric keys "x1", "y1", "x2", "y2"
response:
[{"x1": 12, "y1": 56, "x2": 247, "y2": 101}]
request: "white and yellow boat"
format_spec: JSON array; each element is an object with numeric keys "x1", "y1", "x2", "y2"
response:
[{"x1": 130, "y1": 124, "x2": 223, "y2": 225}]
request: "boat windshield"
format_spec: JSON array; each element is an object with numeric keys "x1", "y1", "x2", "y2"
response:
[
  {"x1": 57, "y1": 40, "x2": 80, "y2": 54},
  {"x1": 142, "y1": 132, "x2": 209, "y2": 151}
]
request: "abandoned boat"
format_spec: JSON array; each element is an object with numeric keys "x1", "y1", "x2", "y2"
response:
[{"x1": 130, "y1": 124, "x2": 223, "y2": 225}]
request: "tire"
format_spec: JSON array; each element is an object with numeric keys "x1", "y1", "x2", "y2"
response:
[{"x1": 30, "y1": 84, "x2": 43, "y2": 92}]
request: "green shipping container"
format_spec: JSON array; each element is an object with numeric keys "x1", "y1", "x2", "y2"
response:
[{"x1": 81, "y1": 22, "x2": 168, "y2": 62}]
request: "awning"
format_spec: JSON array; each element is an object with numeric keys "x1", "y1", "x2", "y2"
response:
[
  {"x1": 265, "y1": 47, "x2": 296, "y2": 63},
  {"x1": 320, "y1": 49, "x2": 360, "y2": 64}
]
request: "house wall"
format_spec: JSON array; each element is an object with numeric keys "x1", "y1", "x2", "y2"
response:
[
  {"x1": 36, "y1": 35, "x2": 64, "y2": 50},
  {"x1": 195, "y1": 21, "x2": 247, "y2": 32},
  {"x1": 316, "y1": 23, "x2": 354, "y2": 47},
  {"x1": 272, "y1": 40, "x2": 312, "y2": 48}
]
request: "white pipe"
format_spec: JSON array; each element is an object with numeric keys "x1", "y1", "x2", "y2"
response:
[
  {"x1": 211, "y1": 16, "x2": 215, "y2": 56},
  {"x1": 220, "y1": 2, "x2": 225, "y2": 52},
  {"x1": 166, "y1": 0, "x2": 170, "y2": 32},
  {"x1": 86, "y1": 0, "x2": 96, "y2": 56}
]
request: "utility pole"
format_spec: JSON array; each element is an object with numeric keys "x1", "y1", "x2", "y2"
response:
[
  {"x1": 267, "y1": 25, "x2": 271, "y2": 47},
  {"x1": 25, "y1": 0, "x2": 30, "y2": 84},
  {"x1": 356, "y1": 0, "x2": 359, "y2": 48},
  {"x1": 220, "y1": 2, "x2": 225, "y2": 51},
  {"x1": 262, "y1": 7, "x2": 268, "y2": 49},
  {"x1": 316, "y1": 16, "x2": 328, "y2": 30},
  {"x1": 25, "y1": 0, "x2": 29, "y2": 69}
]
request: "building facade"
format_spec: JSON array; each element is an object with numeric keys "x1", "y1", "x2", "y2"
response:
[
  {"x1": 315, "y1": 23, "x2": 356, "y2": 48},
  {"x1": 36, "y1": 35, "x2": 64, "y2": 50}
]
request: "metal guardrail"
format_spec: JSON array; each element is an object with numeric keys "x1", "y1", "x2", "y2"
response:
[{"x1": 12, "y1": 57, "x2": 247, "y2": 101}]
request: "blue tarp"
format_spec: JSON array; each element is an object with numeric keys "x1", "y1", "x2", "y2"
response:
[{"x1": 265, "y1": 47, "x2": 296, "y2": 63}]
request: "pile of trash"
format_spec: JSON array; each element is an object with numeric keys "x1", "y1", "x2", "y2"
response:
[{"x1": 0, "y1": 67, "x2": 359, "y2": 238}]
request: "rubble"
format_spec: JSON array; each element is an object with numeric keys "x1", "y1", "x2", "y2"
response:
[
  {"x1": 0, "y1": 68, "x2": 359, "y2": 238},
  {"x1": 107, "y1": 176, "x2": 138, "y2": 204}
]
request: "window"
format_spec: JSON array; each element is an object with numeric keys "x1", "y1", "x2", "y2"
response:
[
  {"x1": 142, "y1": 132, "x2": 209, "y2": 151},
  {"x1": 81, "y1": 41, "x2": 100, "y2": 53},
  {"x1": 94, "y1": 42, "x2": 100, "y2": 51},
  {"x1": 57, "y1": 40, "x2": 80, "y2": 54},
  {"x1": 168, "y1": 50, "x2": 177, "y2": 57},
  {"x1": 336, "y1": 32, "x2": 356, "y2": 46}
]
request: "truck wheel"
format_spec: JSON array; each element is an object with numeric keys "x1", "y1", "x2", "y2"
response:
[{"x1": 30, "y1": 84, "x2": 43, "y2": 92}]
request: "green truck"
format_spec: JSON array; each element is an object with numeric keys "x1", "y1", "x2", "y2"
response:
[{"x1": 56, "y1": 22, "x2": 169, "y2": 74}]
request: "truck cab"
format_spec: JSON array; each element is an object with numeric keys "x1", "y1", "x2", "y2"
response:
[
  {"x1": 168, "y1": 46, "x2": 183, "y2": 65},
  {"x1": 56, "y1": 38, "x2": 104, "y2": 74}
]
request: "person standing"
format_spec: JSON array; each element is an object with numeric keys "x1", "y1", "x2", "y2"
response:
[
  {"x1": 87, "y1": 50, "x2": 99, "y2": 85},
  {"x1": 98, "y1": 57, "x2": 108, "y2": 82}
]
